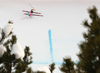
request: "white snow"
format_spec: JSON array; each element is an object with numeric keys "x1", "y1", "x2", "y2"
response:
[
  {"x1": 3, "y1": 24, "x2": 13, "y2": 37},
  {"x1": 11, "y1": 43, "x2": 25, "y2": 60},
  {"x1": 0, "y1": 44, "x2": 4, "y2": 58},
  {"x1": 0, "y1": 28, "x2": 2, "y2": 40},
  {"x1": 34, "y1": 66, "x2": 51, "y2": 73},
  {"x1": 0, "y1": 28, "x2": 1, "y2": 34},
  {"x1": 96, "y1": 56, "x2": 99, "y2": 61}
]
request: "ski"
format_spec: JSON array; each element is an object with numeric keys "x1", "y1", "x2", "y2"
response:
[
  {"x1": 33, "y1": 12, "x2": 41, "y2": 14},
  {"x1": 24, "y1": 13, "x2": 43, "y2": 17},
  {"x1": 22, "y1": 10, "x2": 29, "y2": 12},
  {"x1": 23, "y1": 10, "x2": 41, "y2": 14},
  {"x1": 32, "y1": 14, "x2": 43, "y2": 17}
]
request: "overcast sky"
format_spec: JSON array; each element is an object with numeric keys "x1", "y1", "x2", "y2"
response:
[{"x1": 0, "y1": 0, "x2": 100, "y2": 73}]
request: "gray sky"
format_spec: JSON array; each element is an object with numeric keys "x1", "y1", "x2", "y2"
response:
[{"x1": 0, "y1": 0, "x2": 100, "y2": 73}]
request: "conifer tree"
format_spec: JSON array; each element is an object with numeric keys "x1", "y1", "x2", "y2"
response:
[
  {"x1": 59, "y1": 57, "x2": 75, "y2": 73},
  {"x1": 49, "y1": 63, "x2": 55, "y2": 73},
  {"x1": 35, "y1": 71, "x2": 46, "y2": 73},
  {"x1": 0, "y1": 21, "x2": 33, "y2": 73},
  {"x1": 77, "y1": 6, "x2": 100, "y2": 73},
  {"x1": 26, "y1": 67, "x2": 33, "y2": 73}
]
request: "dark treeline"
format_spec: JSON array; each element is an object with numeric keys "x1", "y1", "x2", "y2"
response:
[{"x1": 59, "y1": 6, "x2": 100, "y2": 73}]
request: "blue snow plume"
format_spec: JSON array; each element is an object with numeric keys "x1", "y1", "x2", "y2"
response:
[{"x1": 48, "y1": 29, "x2": 54, "y2": 63}]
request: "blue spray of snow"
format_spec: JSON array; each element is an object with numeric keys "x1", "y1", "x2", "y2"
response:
[{"x1": 48, "y1": 29, "x2": 54, "y2": 62}]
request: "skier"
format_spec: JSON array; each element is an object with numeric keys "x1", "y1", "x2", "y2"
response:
[
  {"x1": 28, "y1": 9, "x2": 36, "y2": 18},
  {"x1": 22, "y1": 8, "x2": 43, "y2": 19},
  {"x1": 31, "y1": 9, "x2": 34, "y2": 13}
]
